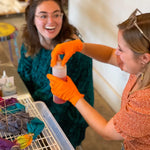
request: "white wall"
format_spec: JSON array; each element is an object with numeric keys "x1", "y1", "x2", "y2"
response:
[{"x1": 68, "y1": 0, "x2": 150, "y2": 112}]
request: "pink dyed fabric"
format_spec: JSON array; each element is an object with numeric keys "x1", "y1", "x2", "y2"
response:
[{"x1": 113, "y1": 74, "x2": 150, "y2": 150}]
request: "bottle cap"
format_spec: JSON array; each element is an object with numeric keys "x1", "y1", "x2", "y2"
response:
[
  {"x1": 52, "y1": 55, "x2": 67, "y2": 78},
  {"x1": 2, "y1": 70, "x2": 7, "y2": 78},
  {"x1": 56, "y1": 55, "x2": 62, "y2": 66}
]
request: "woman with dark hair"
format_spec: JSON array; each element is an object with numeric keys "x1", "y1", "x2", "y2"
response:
[{"x1": 17, "y1": 0, "x2": 94, "y2": 148}]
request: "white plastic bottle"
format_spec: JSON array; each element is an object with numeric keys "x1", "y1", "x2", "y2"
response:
[
  {"x1": 52, "y1": 56, "x2": 67, "y2": 104},
  {"x1": 0, "y1": 70, "x2": 8, "y2": 97},
  {"x1": 2, "y1": 70, "x2": 8, "y2": 79},
  {"x1": 2, "y1": 78, "x2": 16, "y2": 97}
]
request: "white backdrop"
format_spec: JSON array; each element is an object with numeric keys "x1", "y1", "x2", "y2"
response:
[{"x1": 68, "y1": 0, "x2": 150, "y2": 112}]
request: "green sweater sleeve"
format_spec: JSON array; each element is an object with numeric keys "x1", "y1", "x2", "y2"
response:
[{"x1": 17, "y1": 44, "x2": 34, "y2": 93}]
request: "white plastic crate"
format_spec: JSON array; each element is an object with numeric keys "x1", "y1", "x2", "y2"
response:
[
  {"x1": 34, "y1": 101, "x2": 75, "y2": 150},
  {"x1": 0, "y1": 94, "x2": 74, "y2": 150}
]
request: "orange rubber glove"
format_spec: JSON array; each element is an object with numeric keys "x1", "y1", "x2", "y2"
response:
[
  {"x1": 47, "y1": 74, "x2": 84, "y2": 106},
  {"x1": 51, "y1": 39, "x2": 83, "y2": 67}
]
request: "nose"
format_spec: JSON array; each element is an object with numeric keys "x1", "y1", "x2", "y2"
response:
[
  {"x1": 115, "y1": 47, "x2": 120, "y2": 56},
  {"x1": 47, "y1": 15, "x2": 54, "y2": 23}
]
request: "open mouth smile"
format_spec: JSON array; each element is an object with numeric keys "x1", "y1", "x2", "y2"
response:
[{"x1": 45, "y1": 26, "x2": 55, "y2": 30}]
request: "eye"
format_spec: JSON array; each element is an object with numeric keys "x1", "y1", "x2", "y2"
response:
[
  {"x1": 118, "y1": 48, "x2": 122, "y2": 52},
  {"x1": 117, "y1": 46, "x2": 123, "y2": 52},
  {"x1": 40, "y1": 15, "x2": 47, "y2": 19},
  {"x1": 53, "y1": 13, "x2": 60, "y2": 18}
]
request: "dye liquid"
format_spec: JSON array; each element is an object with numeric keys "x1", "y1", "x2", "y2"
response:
[{"x1": 52, "y1": 56, "x2": 67, "y2": 104}]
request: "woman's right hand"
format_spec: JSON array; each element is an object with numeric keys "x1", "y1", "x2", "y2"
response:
[
  {"x1": 47, "y1": 74, "x2": 84, "y2": 106},
  {"x1": 51, "y1": 39, "x2": 83, "y2": 67}
]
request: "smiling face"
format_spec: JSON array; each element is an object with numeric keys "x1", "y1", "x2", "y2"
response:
[
  {"x1": 34, "y1": 0, "x2": 63, "y2": 41},
  {"x1": 115, "y1": 30, "x2": 145, "y2": 75}
]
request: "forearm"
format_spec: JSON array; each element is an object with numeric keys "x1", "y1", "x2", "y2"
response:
[
  {"x1": 81, "y1": 43, "x2": 117, "y2": 65},
  {"x1": 75, "y1": 98, "x2": 108, "y2": 138},
  {"x1": 75, "y1": 98, "x2": 123, "y2": 140}
]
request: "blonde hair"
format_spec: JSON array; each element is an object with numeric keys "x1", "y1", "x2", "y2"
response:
[{"x1": 118, "y1": 11, "x2": 150, "y2": 89}]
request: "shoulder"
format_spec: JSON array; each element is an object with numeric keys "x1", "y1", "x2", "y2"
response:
[
  {"x1": 113, "y1": 88, "x2": 150, "y2": 138},
  {"x1": 72, "y1": 34, "x2": 82, "y2": 41},
  {"x1": 64, "y1": 33, "x2": 83, "y2": 42},
  {"x1": 21, "y1": 43, "x2": 27, "y2": 51},
  {"x1": 128, "y1": 88, "x2": 150, "y2": 114},
  {"x1": 20, "y1": 43, "x2": 28, "y2": 56}
]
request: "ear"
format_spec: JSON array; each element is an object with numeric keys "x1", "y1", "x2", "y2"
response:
[{"x1": 140, "y1": 53, "x2": 150, "y2": 65}]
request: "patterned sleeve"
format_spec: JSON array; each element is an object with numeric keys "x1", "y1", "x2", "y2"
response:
[
  {"x1": 17, "y1": 44, "x2": 33, "y2": 93},
  {"x1": 113, "y1": 89, "x2": 150, "y2": 140}
]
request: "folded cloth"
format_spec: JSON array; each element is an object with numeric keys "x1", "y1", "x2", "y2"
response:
[
  {"x1": 27, "y1": 117, "x2": 45, "y2": 140},
  {"x1": 0, "y1": 97, "x2": 18, "y2": 107},
  {"x1": 1, "y1": 103, "x2": 25, "y2": 114},
  {"x1": 0, "y1": 97, "x2": 44, "y2": 141},
  {"x1": 0, "y1": 111, "x2": 32, "y2": 134},
  {"x1": 0, "y1": 137, "x2": 20, "y2": 150}
]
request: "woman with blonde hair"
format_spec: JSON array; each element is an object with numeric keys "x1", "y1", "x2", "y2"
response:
[{"x1": 48, "y1": 9, "x2": 150, "y2": 150}]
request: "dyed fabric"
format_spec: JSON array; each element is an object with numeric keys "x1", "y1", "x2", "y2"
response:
[
  {"x1": 0, "y1": 97, "x2": 18, "y2": 107},
  {"x1": 0, "y1": 137, "x2": 20, "y2": 150},
  {"x1": 18, "y1": 44, "x2": 94, "y2": 147},
  {"x1": 113, "y1": 74, "x2": 150, "y2": 150},
  {"x1": 0, "y1": 111, "x2": 44, "y2": 139},
  {"x1": 0, "y1": 97, "x2": 23, "y2": 114},
  {"x1": 27, "y1": 117, "x2": 45, "y2": 140},
  {"x1": 1, "y1": 103, "x2": 25, "y2": 114},
  {"x1": 15, "y1": 134, "x2": 33, "y2": 149},
  {"x1": 0, "y1": 111, "x2": 32, "y2": 134}
]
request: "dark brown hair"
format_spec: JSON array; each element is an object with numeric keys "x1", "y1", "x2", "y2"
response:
[{"x1": 22, "y1": 0, "x2": 78, "y2": 56}]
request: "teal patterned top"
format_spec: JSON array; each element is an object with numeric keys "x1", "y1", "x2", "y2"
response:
[{"x1": 18, "y1": 44, "x2": 94, "y2": 148}]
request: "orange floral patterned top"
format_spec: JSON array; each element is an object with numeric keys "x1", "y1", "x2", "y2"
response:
[{"x1": 113, "y1": 74, "x2": 150, "y2": 150}]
